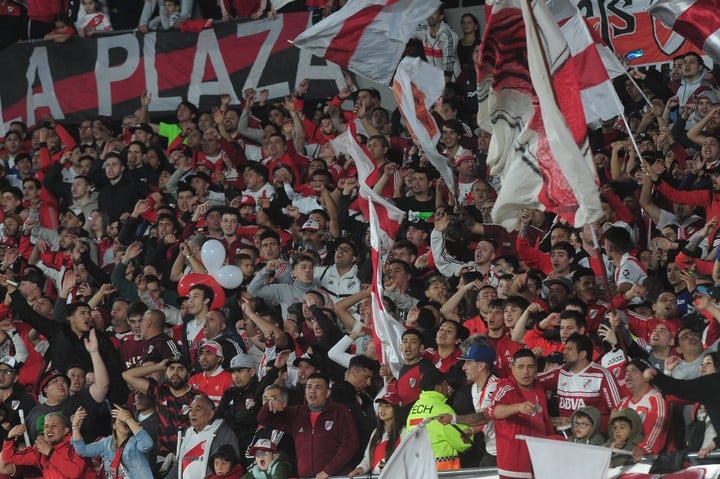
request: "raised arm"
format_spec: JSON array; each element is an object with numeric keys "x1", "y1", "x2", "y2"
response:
[{"x1": 85, "y1": 329, "x2": 109, "y2": 403}]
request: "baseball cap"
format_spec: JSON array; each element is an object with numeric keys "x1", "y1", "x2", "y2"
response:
[
  {"x1": 199, "y1": 340, "x2": 223, "y2": 358},
  {"x1": 0, "y1": 357, "x2": 17, "y2": 370},
  {"x1": 459, "y1": 344, "x2": 496, "y2": 363},
  {"x1": 129, "y1": 123, "x2": 153, "y2": 135},
  {"x1": 627, "y1": 358, "x2": 652, "y2": 373},
  {"x1": 293, "y1": 354, "x2": 320, "y2": 369},
  {"x1": 301, "y1": 219, "x2": 320, "y2": 232},
  {"x1": 228, "y1": 353, "x2": 256, "y2": 371},
  {"x1": 239, "y1": 195, "x2": 256, "y2": 207},
  {"x1": 188, "y1": 171, "x2": 212, "y2": 184},
  {"x1": 543, "y1": 277, "x2": 572, "y2": 293},
  {"x1": 248, "y1": 438, "x2": 277, "y2": 456},
  {"x1": 39, "y1": 370, "x2": 70, "y2": 395},
  {"x1": 166, "y1": 354, "x2": 190, "y2": 369},
  {"x1": 375, "y1": 390, "x2": 403, "y2": 406},
  {"x1": 454, "y1": 155, "x2": 475, "y2": 167}
]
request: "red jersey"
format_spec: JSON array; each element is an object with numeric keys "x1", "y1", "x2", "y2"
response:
[
  {"x1": 120, "y1": 336, "x2": 146, "y2": 370},
  {"x1": 537, "y1": 362, "x2": 621, "y2": 432},
  {"x1": 493, "y1": 335, "x2": 525, "y2": 379},
  {"x1": 617, "y1": 388, "x2": 669, "y2": 455},
  {"x1": 188, "y1": 367, "x2": 233, "y2": 406},
  {"x1": 426, "y1": 348, "x2": 461, "y2": 373},
  {"x1": 489, "y1": 378, "x2": 553, "y2": 479},
  {"x1": 463, "y1": 315, "x2": 488, "y2": 336}
]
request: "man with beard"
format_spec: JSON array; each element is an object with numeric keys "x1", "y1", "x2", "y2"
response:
[
  {"x1": 188, "y1": 340, "x2": 232, "y2": 406},
  {"x1": 0, "y1": 358, "x2": 36, "y2": 433},
  {"x1": 122, "y1": 355, "x2": 195, "y2": 472},
  {"x1": 24, "y1": 329, "x2": 110, "y2": 442},
  {"x1": 202, "y1": 309, "x2": 245, "y2": 370},
  {"x1": 537, "y1": 333, "x2": 621, "y2": 432},
  {"x1": 3, "y1": 412, "x2": 94, "y2": 478},
  {"x1": 313, "y1": 240, "x2": 361, "y2": 303}
]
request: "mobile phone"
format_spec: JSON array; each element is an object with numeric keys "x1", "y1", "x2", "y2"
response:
[{"x1": 626, "y1": 49, "x2": 643, "y2": 60}]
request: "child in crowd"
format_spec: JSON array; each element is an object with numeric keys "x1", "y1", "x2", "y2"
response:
[
  {"x1": 242, "y1": 439, "x2": 292, "y2": 479},
  {"x1": 44, "y1": 14, "x2": 76, "y2": 42},
  {"x1": 605, "y1": 409, "x2": 644, "y2": 467},
  {"x1": 567, "y1": 406, "x2": 605, "y2": 445},
  {"x1": 75, "y1": 0, "x2": 113, "y2": 36},
  {"x1": 205, "y1": 445, "x2": 244, "y2": 479},
  {"x1": 150, "y1": 0, "x2": 183, "y2": 30}
]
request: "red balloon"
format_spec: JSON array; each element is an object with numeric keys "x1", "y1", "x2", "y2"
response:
[
  {"x1": 177, "y1": 273, "x2": 225, "y2": 308},
  {"x1": 177, "y1": 273, "x2": 207, "y2": 296},
  {"x1": 206, "y1": 277, "x2": 226, "y2": 309}
]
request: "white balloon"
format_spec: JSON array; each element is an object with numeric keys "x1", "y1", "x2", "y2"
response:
[
  {"x1": 200, "y1": 239, "x2": 226, "y2": 273},
  {"x1": 215, "y1": 265, "x2": 244, "y2": 289}
]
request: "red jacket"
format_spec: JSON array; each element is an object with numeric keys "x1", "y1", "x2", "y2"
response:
[
  {"x1": 257, "y1": 401, "x2": 358, "y2": 477},
  {"x1": 28, "y1": 0, "x2": 69, "y2": 23},
  {"x1": 1, "y1": 434, "x2": 94, "y2": 479}
]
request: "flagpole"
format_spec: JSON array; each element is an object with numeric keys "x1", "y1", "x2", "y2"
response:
[
  {"x1": 620, "y1": 113, "x2": 643, "y2": 160},
  {"x1": 623, "y1": 70, "x2": 652, "y2": 107},
  {"x1": 589, "y1": 224, "x2": 628, "y2": 361}
]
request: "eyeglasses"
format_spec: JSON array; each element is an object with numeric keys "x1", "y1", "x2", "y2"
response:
[
  {"x1": 573, "y1": 421, "x2": 592, "y2": 428},
  {"x1": 254, "y1": 450, "x2": 273, "y2": 457}
]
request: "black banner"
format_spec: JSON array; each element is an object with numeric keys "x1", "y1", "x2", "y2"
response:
[{"x1": 0, "y1": 13, "x2": 345, "y2": 132}]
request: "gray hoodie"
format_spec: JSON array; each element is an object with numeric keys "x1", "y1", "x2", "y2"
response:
[{"x1": 568, "y1": 406, "x2": 605, "y2": 446}]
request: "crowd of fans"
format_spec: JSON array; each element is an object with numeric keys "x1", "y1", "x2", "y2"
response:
[{"x1": 0, "y1": 0, "x2": 720, "y2": 478}]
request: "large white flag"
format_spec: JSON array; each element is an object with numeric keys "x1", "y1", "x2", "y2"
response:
[
  {"x1": 393, "y1": 57, "x2": 457, "y2": 196},
  {"x1": 476, "y1": 0, "x2": 603, "y2": 230},
  {"x1": 331, "y1": 125, "x2": 406, "y2": 376},
  {"x1": 379, "y1": 420, "x2": 438, "y2": 479},
  {"x1": 292, "y1": 0, "x2": 441, "y2": 84},
  {"x1": 521, "y1": 435, "x2": 611, "y2": 479},
  {"x1": 650, "y1": 0, "x2": 720, "y2": 63}
]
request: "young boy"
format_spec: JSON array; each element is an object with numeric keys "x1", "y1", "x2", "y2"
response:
[
  {"x1": 568, "y1": 406, "x2": 604, "y2": 445},
  {"x1": 206, "y1": 445, "x2": 243, "y2": 479},
  {"x1": 605, "y1": 409, "x2": 644, "y2": 467},
  {"x1": 243, "y1": 439, "x2": 292, "y2": 479}
]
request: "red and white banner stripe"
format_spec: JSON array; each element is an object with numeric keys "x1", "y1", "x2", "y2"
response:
[
  {"x1": 292, "y1": 0, "x2": 441, "y2": 84},
  {"x1": 650, "y1": 0, "x2": 720, "y2": 63},
  {"x1": 477, "y1": 0, "x2": 603, "y2": 230}
]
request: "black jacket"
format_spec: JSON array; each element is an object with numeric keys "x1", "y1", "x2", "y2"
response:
[{"x1": 9, "y1": 290, "x2": 127, "y2": 404}]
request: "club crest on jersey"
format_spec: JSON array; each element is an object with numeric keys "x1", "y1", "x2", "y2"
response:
[
  {"x1": 583, "y1": 379, "x2": 593, "y2": 390},
  {"x1": 325, "y1": 420, "x2": 334, "y2": 431},
  {"x1": 246, "y1": 398, "x2": 255, "y2": 409},
  {"x1": 182, "y1": 404, "x2": 191, "y2": 415},
  {"x1": 10, "y1": 400, "x2": 18, "y2": 410},
  {"x1": 409, "y1": 378, "x2": 416, "y2": 388}
]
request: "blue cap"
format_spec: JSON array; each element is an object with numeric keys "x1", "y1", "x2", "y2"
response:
[{"x1": 459, "y1": 344, "x2": 496, "y2": 363}]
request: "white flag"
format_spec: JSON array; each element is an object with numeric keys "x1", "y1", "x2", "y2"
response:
[
  {"x1": 292, "y1": 0, "x2": 441, "y2": 84},
  {"x1": 379, "y1": 420, "x2": 438, "y2": 479},
  {"x1": 393, "y1": 56, "x2": 457, "y2": 195},
  {"x1": 521, "y1": 435, "x2": 611, "y2": 479}
]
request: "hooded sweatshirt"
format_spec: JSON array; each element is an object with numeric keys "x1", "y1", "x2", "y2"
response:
[
  {"x1": 604, "y1": 408, "x2": 644, "y2": 468},
  {"x1": 568, "y1": 406, "x2": 605, "y2": 446}
]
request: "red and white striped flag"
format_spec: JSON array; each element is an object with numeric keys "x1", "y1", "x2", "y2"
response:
[
  {"x1": 392, "y1": 57, "x2": 457, "y2": 196},
  {"x1": 331, "y1": 124, "x2": 406, "y2": 376},
  {"x1": 477, "y1": 0, "x2": 603, "y2": 230},
  {"x1": 650, "y1": 0, "x2": 720, "y2": 62},
  {"x1": 552, "y1": 0, "x2": 625, "y2": 124},
  {"x1": 292, "y1": 0, "x2": 441, "y2": 84}
]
